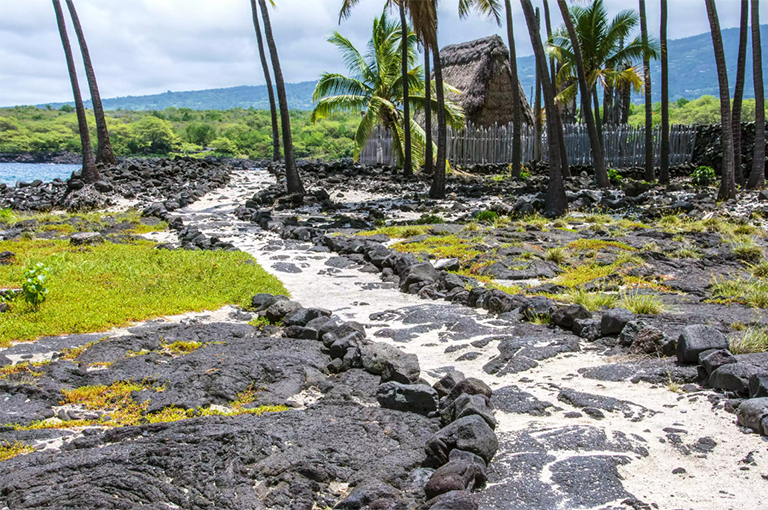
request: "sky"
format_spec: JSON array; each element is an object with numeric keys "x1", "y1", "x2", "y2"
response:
[{"x1": 0, "y1": 0, "x2": 763, "y2": 107}]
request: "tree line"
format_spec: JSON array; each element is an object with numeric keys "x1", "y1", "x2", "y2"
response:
[{"x1": 45, "y1": 0, "x2": 766, "y2": 215}]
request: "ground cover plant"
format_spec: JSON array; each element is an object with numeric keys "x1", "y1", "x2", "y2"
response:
[{"x1": 0, "y1": 216, "x2": 287, "y2": 346}]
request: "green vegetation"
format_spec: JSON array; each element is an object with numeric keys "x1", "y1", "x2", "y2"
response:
[
  {"x1": 627, "y1": 96, "x2": 768, "y2": 126},
  {"x1": 476, "y1": 211, "x2": 499, "y2": 223},
  {"x1": 545, "y1": 247, "x2": 568, "y2": 265},
  {"x1": 730, "y1": 237, "x2": 763, "y2": 263},
  {"x1": 0, "y1": 441, "x2": 35, "y2": 462},
  {"x1": 0, "y1": 106, "x2": 359, "y2": 160},
  {"x1": 619, "y1": 293, "x2": 666, "y2": 315},
  {"x1": 711, "y1": 278, "x2": 768, "y2": 308},
  {"x1": 357, "y1": 225, "x2": 433, "y2": 239},
  {"x1": 392, "y1": 235, "x2": 481, "y2": 261},
  {"x1": 21, "y1": 263, "x2": 49, "y2": 309},
  {"x1": 568, "y1": 288, "x2": 619, "y2": 311},
  {"x1": 730, "y1": 327, "x2": 768, "y2": 354},
  {"x1": 691, "y1": 166, "x2": 716, "y2": 186},
  {"x1": 567, "y1": 239, "x2": 635, "y2": 252},
  {"x1": 0, "y1": 238, "x2": 287, "y2": 346},
  {"x1": 607, "y1": 169, "x2": 623, "y2": 182}
]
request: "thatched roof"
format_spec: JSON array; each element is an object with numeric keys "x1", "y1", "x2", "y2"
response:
[{"x1": 440, "y1": 35, "x2": 535, "y2": 127}]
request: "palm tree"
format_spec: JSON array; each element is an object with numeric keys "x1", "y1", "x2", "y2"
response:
[
  {"x1": 732, "y1": 0, "x2": 749, "y2": 186},
  {"x1": 747, "y1": 0, "x2": 765, "y2": 189},
  {"x1": 257, "y1": 0, "x2": 303, "y2": 194},
  {"x1": 521, "y1": 0, "x2": 567, "y2": 216},
  {"x1": 64, "y1": 0, "x2": 116, "y2": 166},
  {"x1": 423, "y1": 45, "x2": 433, "y2": 174},
  {"x1": 311, "y1": 12, "x2": 463, "y2": 165},
  {"x1": 52, "y1": 0, "x2": 98, "y2": 183},
  {"x1": 705, "y1": 0, "x2": 735, "y2": 200},
  {"x1": 659, "y1": 0, "x2": 670, "y2": 183},
  {"x1": 555, "y1": 0, "x2": 608, "y2": 188},
  {"x1": 542, "y1": 0, "x2": 570, "y2": 177},
  {"x1": 249, "y1": 0, "x2": 280, "y2": 162},
  {"x1": 639, "y1": 0, "x2": 653, "y2": 181},
  {"x1": 503, "y1": 0, "x2": 523, "y2": 177}
]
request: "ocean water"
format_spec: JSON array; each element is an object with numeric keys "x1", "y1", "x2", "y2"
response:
[{"x1": 0, "y1": 163, "x2": 81, "y2": 187}]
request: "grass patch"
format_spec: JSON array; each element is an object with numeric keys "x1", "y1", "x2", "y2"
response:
[
  {"x1": 554, "y1": 254, "x2": 643, "y2": 288},
  {"x1": 0, "y1": 239, "x2": 287, "y2": 346},
  {"x1": 392, "y1": 235, "x2": 481, "y2": 261},
  {"x1": 568, "y1": 289, "x2": 618, "y2": 311},
  {"x1": 486, "y1": 282, "x2": 523, "y2": 295},
  {"x1": 711, "y1": 278, "x2": 768, "y2": 308},
  {"x1": 163, "y1": 340, "x2": 203, "y2": 355},
  {"x1": 0, "y1": 441, "x2": 35, "y2": 462},
  {"x1": 518, "y1": 213, "x2": 549, "y2": 229},
  {"x1": 9, "y1": 210, "x2": 167, "y2": 236},
  {"x1": 567, "y1": 239, "x2": 635, "y2": 252},
  {"x1": 730, "y1": 327, "x2": 768, "y2": 354},
  {"x1": 545, "y1": 247, "x2": 568, "y2": 265},
  {"x1": 584, "y1": 214, "x2": 614, "y2": 225},
  {"x1": 749, "y1": 262, "x2": 768, "y2": 278},
  {"x1": 730, "y1": 237, "x2": 762, "y2": 262},
  {"x1": 670, "y1": 247, "x2": 701, "y2": 259},
  {"x1": 618, "y1": 293, "x2": 665, "y2": 315},
  {"x1": 0, "y1": 362, "x2": 45, "y2": 380},
  {"x1": 357, "y1": 225, "x2": 433, "y2": 239}
]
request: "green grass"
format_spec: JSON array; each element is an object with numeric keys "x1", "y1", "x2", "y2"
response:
[
  {"x1": 567, "y1": 239, "x2": 636, "y2": 252},
  {"x1": 730, "y1": 237, "x2": 762, "y2": 262},
  {"x1": 568, "y1": 288, "x2": 619, "y2": 311},
  {"x1": 671, "y1": 247, "x2": 702, "y2": 259},
  {"x1": 730, "y1": 327, "x2": 768, "y2": 354},
  {"x1": 392, "y1": 235, "x2": 481, "y2": 261},
  {"x1": 0, "y1": 239, "x2": 287, "y2": 346},
  {"x1": 545, "y1": 247, "x2": 568, "y2": 265},
  {"x1": 0, "y1": 441, "x2": 35, "y2": 462},
  {"x1": 553, "y1": 253, "x2": 644, "y2": 288},
  {"x1": 357, "y1": 225, "x2": 433, "y2": 239},
  {"x1": 7, "y1": 210, "x2": 167, "y2": 236},
  {"x1": 749, "y1": 262, "x2": 768, "y2": 278},
  {"x1": 0, "y1": 208, "x2": 16, "y2": 222},
  {"x1": 710, "y1": 278, "x2": 768, "y2": 308},
  {"x1": 618, "y1": 293, "x2": 666, "y2": 315}
]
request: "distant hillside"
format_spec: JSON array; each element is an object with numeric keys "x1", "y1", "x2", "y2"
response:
[{"x1": 33, "y1": 25, "x2": 768, "y2": 111}]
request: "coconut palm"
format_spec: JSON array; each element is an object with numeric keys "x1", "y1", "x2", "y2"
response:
[
  {"x1": 732, "y1": 0, "x2": 749, "y2": 186},
  {"x1": 747, "y1": 0, "x2": 765, "y2": 189},
  {"x1": 52, "y1": 0, "x2": 98, "y2": 183},
  {"x1": 639, "y1": 0, "x2": 653, "y2": 181},
  {"x1": 705, "y1": 0, "x2": 735, "y2": 200},
  {"x1": 257, "y1": 0, "x2": 303, "y2": 194},
  {"x1": 542, "y1": 0, "x2": 570, "y2": 176},
  {"x1": 311, "y1": 11, "x2": 463, "y2": 166},
  {"x1": 521, "y1": 0, "x2": 567, "y2": 216},
  {"x1": 659, "y1": 0, "x2": 670, "y2": 183},
  {"x1": 503, "y1": 0, "x2": 523, "y2": 177},
  {"x1": 554, "y1": 0, "x2": 607, "y2": 187},
  {"x1": 249, "y1": 0, "x2": 280, "y2": 162},
  {"x1": 64, "y1": 0, "x2": 116, "y2": 167}
]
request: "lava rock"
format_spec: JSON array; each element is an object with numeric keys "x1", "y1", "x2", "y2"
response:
[
  {"x1": 360, "y1": 342, "x2": 420, "y2": 384},
  {"x1": 433, "y1": 371, "x2": 466, "y2": 399},
  {"x1": 69, "y1": 232, "x2": 104, "y2": 246},
  {"x1": 425, "y1": 415, "x2": 498, "y2": 467},
  {"x1": 699, "y1": 349, "x2": 737, "y2": 376},
  {"x1": 551, "y1": 304, "x2": 591, "y2": 330},
  {"x1": 601, "y1": 308, "x2": 634, "y2": 336},
  {"x1": 736, "y1": 398, "x2": 768, "y2": 435},
  {"x1": 376, "y1": 382, "x2": 439, "y2": 416},
  {"x1": 677, "y1": 325, "x2": 730, "y2": 364}
]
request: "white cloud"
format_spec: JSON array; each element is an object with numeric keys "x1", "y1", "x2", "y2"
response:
[{"x1": 0, "y1": 0, "x2": 763, "y2": 106}]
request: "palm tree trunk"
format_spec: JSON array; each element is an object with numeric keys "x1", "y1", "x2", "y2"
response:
[
  {"x1": 592, "y1": 88, "x2": 603, "y2": 151},
  {"x1": 424, "y1": 49, "x2": 433, "y2": 174},
  {"x1": 521, "y1": 0, "x2": 567, "y2": 216},
  {"x1": 603, "y1": 82, "x2": 613, "y2": 126},
  {"x1": 747, "y1": 0, "x2": 765, "y2": 189},
  {"x1": 534, "y1": 47, "x2": 542, "y2": 161},
  {"x1": 52, "y1": 0, "x2": 98, "y2": 183},
  {"x1": 621, "y1": 81, "x2": 631, "y2": 124},
  {"x1": 258, "y1": 0, "x2": 304, "y2": 194},
  {"x1": 556, "y1": 0, "x2": 607, "y2": 187},
  {"x1": 504, "y1": 0, "x2": 523, "y2": 178},
  {"x1": 399, "y1": 2, "x2": 413, "y2": 177},
  {"x1": 732, "y1": 0, "x2": 749, "y2": 186},
  {"x1": 705, "y1": 0, "x2": 736, "y2": 200},
  {"x1": 429, "y1": 36, "x2": 447, "y2": 199},
  {"x1": 250, "y1": 0, "x2": 280, "y2": 162},
  {"x1": 64, "y1": 0, "x2": 116, "y2": 167},
  {"x1": 639, "y1": 0, "x2": 654, "y2": 181},
  {"x1": 660, "y1": 0, "x2": 670, "y2": 183},
  {"x1": 542, "y1": 0, "x2": 570, "y2": 177}
]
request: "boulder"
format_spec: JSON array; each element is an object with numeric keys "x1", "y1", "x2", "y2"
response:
[
  {"x1": 677, "y1": 325, "x2": 730, "y2": 364},
  {"x1": 376, "y1": 382, "x2": 439, "y2": 416},
  {"x1": 434, "y1": 258, "x2": 461, "y2": 272},
  {"x1": 449, "y1": 393, "x2": 497, "y2": 430},
  {"x1": 264, "y1": 300, "x2": 303, "y2": 323},
  {"x1": 736, "y1": 398, "x2": 768, "y2": 435},
  {"x1": 335, "y1": 480, "x2": 406, "y2": 510},
  {"x1": 421, "y1": 491, "x2": 478, "y2": 510},
  {"x1": 424, "y1": 452, "x2": 487, "y2": 499},
  {"x1": 284, "y1": 308, "x2": 332, "y2": 327},
  {"x1": 601, "y1": 308, "x2": 634, "y2": 336},
  {"x1": 750, "y1": 374, "x2": 768, "y2": 398},
  {"x1": 550, "y1": 304, "x2": 591, "y2": 330},
  {"x1": 360, "y1": 342, "x2": 420, "y2": 383},
  {"x1": 69, "y1": 232, "x2": 104, "y2": 246},
  {"x1": 709, "y1": 364, "x2": 755, "y2": 394},
  {"x1": 699, "y1": 349, "x2": 737, "y2": 376},
  {"x1": 399, "y1": 263, "x2": 439, "y2": 292},
  {"x1": 425, "y1": 415, "x2": 498, "y2": 466},
  {"x1": 573, "y1": 319, "x2": 601, "y2": 341},
  {"x1": 520, "y1": 296, "x2": 555, "y2": 321},
  {"x1": 630, "y1": 327, "x2": 667, "y2": 355},
  {"x1": 433, "y1": 371, "x2": 466, "y2": 399},
  {"x1": 251, "y1": 293, "x2": 286, "y2": 311}
]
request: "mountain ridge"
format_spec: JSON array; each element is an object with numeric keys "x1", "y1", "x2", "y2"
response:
[{"x1": 25, "y1": 24, "x2": 768, "y2": 111}]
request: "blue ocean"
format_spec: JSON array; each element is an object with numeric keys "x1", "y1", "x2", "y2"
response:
[{"x1": 0, "y1": 163, "x2": 80, "y2": 187}]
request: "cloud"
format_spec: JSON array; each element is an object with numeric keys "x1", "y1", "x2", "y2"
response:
[{"x1": 0, "y1": 0, "x2": 763, "y2": 106}]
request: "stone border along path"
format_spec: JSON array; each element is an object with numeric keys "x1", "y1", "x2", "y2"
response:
[{"x1": 164, "y1": 169, "x2": 768, "y2": 510}]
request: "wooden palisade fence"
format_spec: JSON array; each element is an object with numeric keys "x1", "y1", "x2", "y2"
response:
[{"x1": 359, "y1": 122, "x2": 698, "y2": 169}]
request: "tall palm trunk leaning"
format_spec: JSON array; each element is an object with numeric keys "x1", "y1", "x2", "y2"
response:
[
  {"x1": 747, "y1": 0, "x2": 765, "y2": 189},
  {"x1": 65, "y1": 0, "x2": 116, "y2": 166},
  {"x1": 543, "y1": 0, "x2": 569, "y2": 177},
  {"x1": 399, "y1": 1, "x2": 413, "y2": 177},
  {"x1": 52, "y1": 0, "x2": 98, "y2": 183},
  {"x1": 430, "y1": 35, "x2": 448, "y2": 199},
  {"x1": 257, "y1": 0, "x2": 304, "y2": 194},
  {"x1": 249, "y1": 0, "x2": 280, "y2": 162},
  {"x1": 533, "y1": 9, "x2": 543, "y2": 162},
  {"x1": 504, "y1": 0, "x2": 523, "y2": 178},
  {"x1": 555, "y1": 0, "x2": 607, "y2": 188},
  {"x1": 705, "y1": 0, "x2": 735, "y2": 200},
  {"x1": 639, "y1": 0, "x2": 654, "y2": 181},
  {"x1": 424, "y1": 48, "x2": 433, "y2": 174},
  {"x1": 521, "y1": 0, "x2": 567, "y2": 216},
  {"x1": 731, "y1": 0, "x2": 749, "y2": 186},
  {"x1": 659, "y1": 0, "x2": 669, "y2": 183}
]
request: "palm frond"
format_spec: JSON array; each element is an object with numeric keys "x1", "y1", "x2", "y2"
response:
[{"x1": 313, "y1": 73, "x2": 371, "y2": 103}]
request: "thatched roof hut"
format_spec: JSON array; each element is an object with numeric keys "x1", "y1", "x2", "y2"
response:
[{"x1": 439, "y1": 35, "x2": 535, "y2": 127}]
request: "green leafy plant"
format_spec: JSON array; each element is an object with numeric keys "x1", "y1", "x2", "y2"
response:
[
  {"x1": 607, "y1": 168, "x2": 623, "y2": 182},
  {"x1": 691, "y1": 166, "x2": 716, "y2": 186},
  {"x1": 22, "y1": 263, "x2": 49, "y2": 310},
  {"x1": 476, "y1": 210, "x2": 499, "y2": 223},
  {"x1": 519, "y1": 169, "x2": 530, "y2": 180}
]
